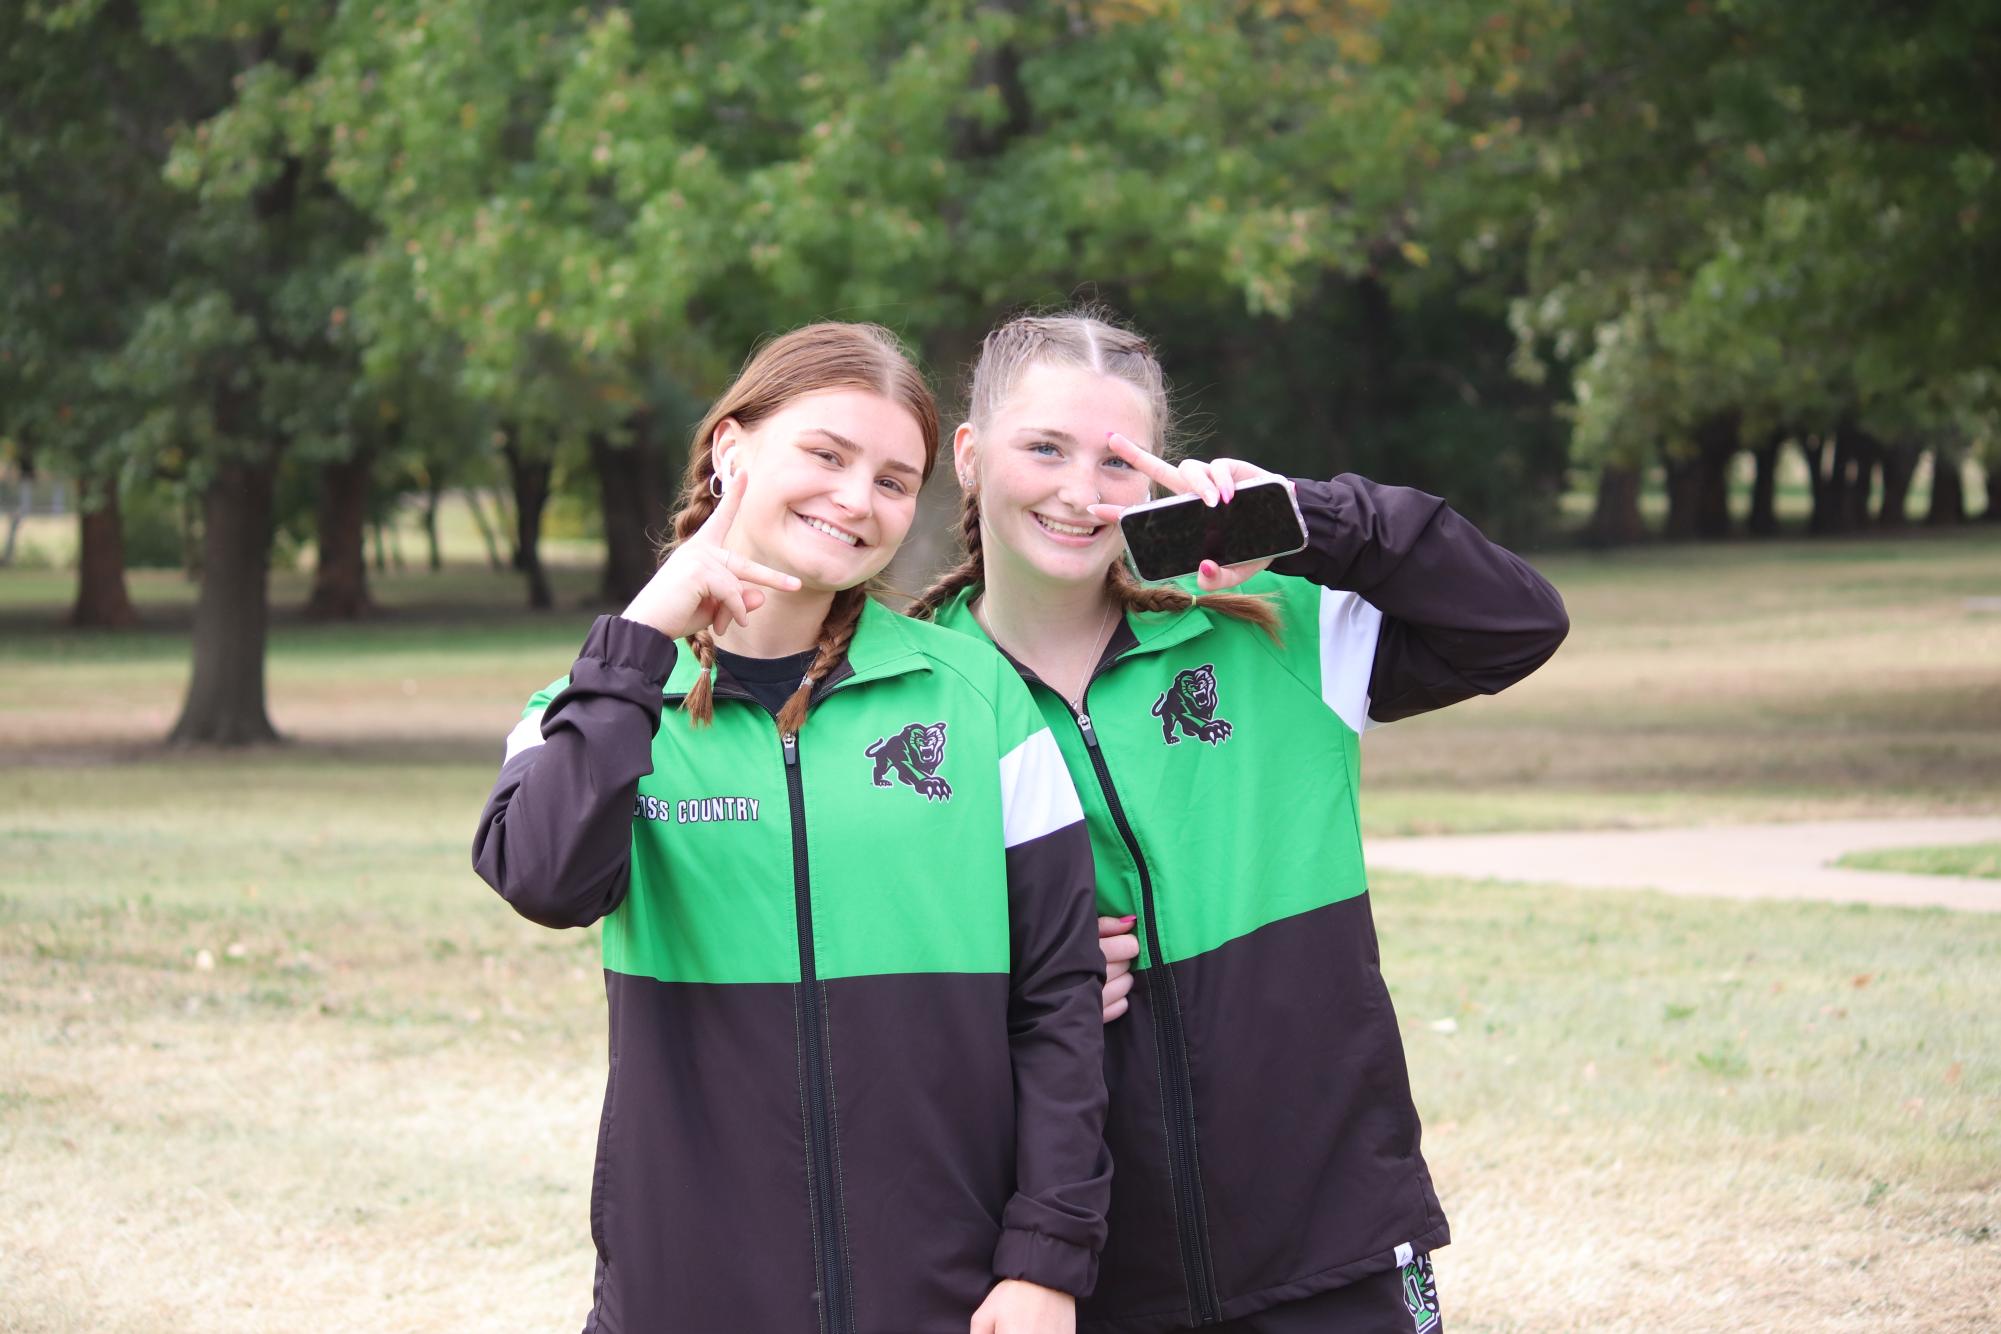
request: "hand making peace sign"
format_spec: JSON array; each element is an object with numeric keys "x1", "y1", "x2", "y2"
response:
[
  {"x1": 1086, "y1": 432, "x2": 1295, "y2": 592},
  {"x1": 619, "y1": 468, "x2": 802, "y2": 640}
]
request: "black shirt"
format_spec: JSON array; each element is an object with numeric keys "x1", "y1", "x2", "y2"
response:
[{"x1": 713, "y1": 646, "x2": 820, "y2": 718}]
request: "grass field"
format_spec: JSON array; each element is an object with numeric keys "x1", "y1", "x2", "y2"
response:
[
  {"x1": 3, "y1": 526, "x2": 1998, "y2": 1330},
  {"x1": 1837, "y1": 843, "x2": 2001, "y2": 880}
]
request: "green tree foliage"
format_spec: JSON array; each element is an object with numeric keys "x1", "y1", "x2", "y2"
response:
[{"x1": 1503, "y1": 0, "x2": 1999, "y2": 533}]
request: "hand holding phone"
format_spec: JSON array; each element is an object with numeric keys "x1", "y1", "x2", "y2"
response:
[{"x1": 1088, "y1": 436, "x2": 1304, "y2": 588}]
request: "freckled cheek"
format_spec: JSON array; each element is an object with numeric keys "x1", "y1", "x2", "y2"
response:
[{"x1": 1104, "y1": 473, "x2": 1151, "y2": 504}]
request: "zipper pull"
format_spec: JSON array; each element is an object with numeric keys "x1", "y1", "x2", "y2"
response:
[
  {"x1": 1074, "y1": 710, "x2": 1100, "y2": 749},
  {"x1": 781, "y1": 732, "x2": 799, "y2": 766}
]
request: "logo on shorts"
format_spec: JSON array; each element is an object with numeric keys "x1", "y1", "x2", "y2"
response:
[
  {"x1": 1150, "y1": 663, "x2": 1232, "y2": 746},
  {"x1": 1401, "y1": 1253, "x2": 1440, "y2": 1334},
  {"x1": 864, "y1": 722, "x2": 952, "y2": 802}
]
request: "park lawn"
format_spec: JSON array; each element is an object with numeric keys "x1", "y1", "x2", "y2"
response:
[
  {"x1": 2, "y1": 525, "x2": 1997, "y2": 832},
  {"x1": 1363, "y1": 527, "x2": 2001, "y2": 833},
  {"x1": 1836, "y1": 842, "x2": 2001, "y2": 880},
  {"x1": 2, "y1": 757, "x2": 1996, "y2": 1331},
  {"x1": 2, "y1": 526, "x2": 1998, "y2": 1328}
]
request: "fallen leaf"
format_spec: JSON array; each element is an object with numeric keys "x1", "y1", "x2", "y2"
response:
[{"x1": 1852, "y1": 973, "x2": 1874, "y2": 989}]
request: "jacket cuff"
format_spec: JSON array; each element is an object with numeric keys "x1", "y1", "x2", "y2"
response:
[
  {"x1": 584, "y1": 614, "x2": 679, "y2": 680},
  {"x1": 993, "y1": 1228, "x2": 1099, "y2": 1299},
  {"x1": 1267, "y1": 476, "x2": 1353, "y2": 584}
]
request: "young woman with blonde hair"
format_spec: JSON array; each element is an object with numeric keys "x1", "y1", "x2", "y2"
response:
[{"x1": 913, "y1": 310, "x2": 1569, "y2": 1333}]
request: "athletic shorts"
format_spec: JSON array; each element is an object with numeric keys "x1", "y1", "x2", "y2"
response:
[{"x1": 1204, "y1": 1254, "x2": 1441, "y2": 1334}]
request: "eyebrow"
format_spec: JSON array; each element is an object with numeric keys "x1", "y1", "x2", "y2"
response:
[
  {"x1": 1014, "y1": 426, "x2": 1083, "y2": 446},
  {"x1": 807, "y1": 428, "x2": 923, "y2": 478}
]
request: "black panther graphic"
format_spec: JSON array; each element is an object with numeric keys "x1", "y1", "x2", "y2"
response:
[
  {"x1": 1151, "y1": 663, "x2": 1232, "y2": 746},
  {"x1": 1400, "y1": 1254, "x2": 1440, "y2": 1333},
  {"x1": 865, "y1": 722, "x2": 952, "y2": 801}
]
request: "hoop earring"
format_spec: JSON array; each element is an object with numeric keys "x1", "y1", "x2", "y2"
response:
[{"x1": 708, "y1": 472, "x2": 725, "y2": 499}]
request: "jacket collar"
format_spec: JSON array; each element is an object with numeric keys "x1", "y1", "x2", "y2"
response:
[
  {"x1": 933, "y1": 583, "x2": 1216, "y2": 686},
  {"x1": 664, "y1": 595, "x2": 932, "y2": 707}
]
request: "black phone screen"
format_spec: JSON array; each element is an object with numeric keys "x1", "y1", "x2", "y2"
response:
[{"x1": 1119, "y1": 479, "x2": 1307, "y2": 582}]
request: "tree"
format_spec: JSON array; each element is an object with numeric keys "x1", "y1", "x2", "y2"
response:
[{"x1": 1500, "y1": 0, "x2": 2001, "y2": 539}]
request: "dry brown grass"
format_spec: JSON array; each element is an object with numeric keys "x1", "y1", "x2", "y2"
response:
[
  {"x1": 1432, "y1": 1128, "x2": 1998, "y2": 1332},
  {"x1": 3, "y1": 531, "x2": 1998, "y2": 1331},
  {"x1": 1362, "y1": 531, "x2": 2001, "y2": 832}
]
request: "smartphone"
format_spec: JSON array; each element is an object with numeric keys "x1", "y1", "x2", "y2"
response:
[{"x1": 1119, "y1": 478, "x2": 1308, "y2": 583}]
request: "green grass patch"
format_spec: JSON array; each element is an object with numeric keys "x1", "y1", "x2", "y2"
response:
[
  {"x1": 3, "y1": 755, "x2": 1996, "y2": 1329},
  {"x1": 1837, "y1": 842, "x2": 2001, "y2": 880},
  {"x1": 4, "y1": 528, "x2": 2001, "y2": 1328}
]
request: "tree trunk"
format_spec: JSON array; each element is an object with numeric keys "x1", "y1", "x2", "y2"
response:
[
  {"x1": 1747, "y1": 434, "x2": 1781, "y2": 537},
  {"x1": 182, "y1": 486, "x2": 203, "y2": 578},
  {"x1": 2, "y1": 469, "x2": 30, "y2": 566},
  {"x1": 502, "y1": 431, "x2": 554, "y2": 610},
  {"x1": 1876, "y1": 443, "x2": 1920, "y2": 529},
  {"x1": 1928, "y1": 445, "x2": 1966, "y2": 526},
  {"x1": 1801, "y1": 436, "x2": 1835, "y2": 534},
  {"x1": 70, "y1": 474, "x2": 140, "y2": 628},
  {"x1": 1662, "y1": 450, "x2": 1699, "y2": 540},
  {"x1": 592, "y1": 410, "x2": 668, "y2": 606},
  {"x1": 422, "y1": 475, "x2": 444, "y2": 571},
  {"x1": 1833, "y1": 426, "x2": 1880, "y2": 533},
  {"x1": 169, "y1": 455, "x2": 280, "y2": 746},
  {"x1": 305, "y1": 452, "x2": 374, "y2": 619},
  {"x1": 1983, "y1": 457, "x2": 1999, "y2": 522},
  {"x1": 463, "y1": 487, "x2": 506, "y2": 570},
  {"x1": 1691, "y1": 412, "x2": 1738, "y2": 539},
  {"x1": 1584, "y1": 462, "x2": 1647, "y2": 546}
]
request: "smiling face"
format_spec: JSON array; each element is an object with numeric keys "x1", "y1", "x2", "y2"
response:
[
  {"x1": 718, "y1": 387, "x2": 929, "y2": 592},
  {"x1": 958, "y1": 362, "x2": 1156, "y2": 591}
]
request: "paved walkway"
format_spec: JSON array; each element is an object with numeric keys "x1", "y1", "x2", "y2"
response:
[{"x1": 1365, "y1": 816, "x2": 2001, "y2": 912}]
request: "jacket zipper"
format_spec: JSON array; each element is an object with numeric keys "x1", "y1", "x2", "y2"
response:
[
  {"x1": 1073, "y1": 704, "x2": 1222, "y2": 1324},
  {"x1": 783, "y1": 730, "x2": 852, "y2": 1334}
]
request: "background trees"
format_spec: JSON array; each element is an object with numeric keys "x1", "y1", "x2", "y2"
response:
[{"x1": 3, "y1": 0, "x2": 1993, "y2": 744}]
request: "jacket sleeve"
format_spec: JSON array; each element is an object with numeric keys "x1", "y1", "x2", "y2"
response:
[
  {"x1": 989, "y1": 713, "x2": 1112, "y2": 1297},
  {"x1": 471, "y1": 614, "x2": 677, "y2": 929},
  {"x1": 1267, "y1": 474, "x2": 1570, "y2": 724}
]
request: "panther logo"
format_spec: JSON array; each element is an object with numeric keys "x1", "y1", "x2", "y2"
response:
[
  {"x1": 1400, "y1": 1253, "x2": 1440, "y2": 1333},
  {"x1": 1151, "y1": 663, "x2": 1232, "y2": 746},
  {"x1": 865, "y1": 722, "x2": 952, "y2": 801}
]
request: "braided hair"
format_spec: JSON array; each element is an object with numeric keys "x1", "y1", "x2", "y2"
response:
[{"x1": 664, "y1": 322, "x2": 940, "y2": 731}]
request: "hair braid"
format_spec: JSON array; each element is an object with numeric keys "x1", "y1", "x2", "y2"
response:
[
  {"x1": 682, "y1": 630, "x2": 720, "y2": 725},
  {"x1": 773, "y1": 585, "x2": 868, "y2": 734},
  {"x1": 904, "y1": 485, "x2": 985, "y2": 622}
]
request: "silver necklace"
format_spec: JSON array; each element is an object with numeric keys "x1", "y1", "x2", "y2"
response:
[{"x1": 978, "y1": 595, "x2": 1118, "y2": 710}]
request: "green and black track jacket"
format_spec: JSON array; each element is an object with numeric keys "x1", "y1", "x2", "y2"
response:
[
  {"x1": 472, "y1": 601, "x2": 1111, "y2": 1334},
  {"x1": 933, "y1": 474, "x2": 1570, "y2": 1331}
]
